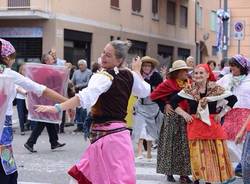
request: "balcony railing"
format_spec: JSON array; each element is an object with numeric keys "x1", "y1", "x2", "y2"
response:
[
  {"x1": 0, "y1": 0, "x2": 51, "y2": 19},
  {"x1": 0, "y1": 0, "x2": 51, "y2": 12},
  {"x1": 8, "y1": 0, "x2": 30, "y2": 8}
]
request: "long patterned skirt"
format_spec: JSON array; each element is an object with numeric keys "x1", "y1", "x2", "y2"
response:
[
  {"x1": 157, "y1": 113, "x2": 191, "y2": 176},
  {"x1": 223, "y1": 108, "x2": 250, "y2": 140},
  {"x1": 189, "y1": 139, "x2": 234, "y2": 183},
  {"x1": 223, "y1": 108, "x2": 250, "y2": 162}
]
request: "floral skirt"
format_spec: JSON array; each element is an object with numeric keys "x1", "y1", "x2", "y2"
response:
[
  {"x1": 189, "y1": 139, "x2": 234, "y2": 183},
  {"x1": 157, "y1": 113, "x2": 191, "y2": 176}
]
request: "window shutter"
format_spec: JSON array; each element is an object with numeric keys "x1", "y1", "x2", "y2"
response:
[
  {"x1": 152, "y1": 0, "x2": 158, "y2": 14},
  {"x1": 132, "y1": 0, "x2": 141, "y2": 12},
  {"x1": 111, "y1": 0, "x2": 119, "y2": 8},
  {"x1": 8, "y1": 0, "x2": 30, "y2": 7}
]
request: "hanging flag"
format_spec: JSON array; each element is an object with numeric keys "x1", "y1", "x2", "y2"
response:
[{"x1": 216, "y1": 9, "x2": 224, "y2": 52}]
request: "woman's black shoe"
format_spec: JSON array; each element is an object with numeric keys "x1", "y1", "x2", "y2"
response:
[
  {"x1": 180, "y1": 176, "x2": 193, "y2": 183},
  {"x1": 167, "y1": 175, "x2": 176, "y2": 182}
]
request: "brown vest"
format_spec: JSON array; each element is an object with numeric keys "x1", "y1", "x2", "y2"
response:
[{"x1": 91, "y1": 69, "x2": 134, "y2": 123}]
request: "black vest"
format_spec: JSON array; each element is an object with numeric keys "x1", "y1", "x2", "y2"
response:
[{"x1": 91, "y1": 69, "x2": 134, "y2": 123}]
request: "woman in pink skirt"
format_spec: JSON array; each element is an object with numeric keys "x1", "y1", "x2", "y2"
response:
[
  {"x1": 217, "y1": 54, "x2": 250, "y2": 176},
  {"x1": 35, "y1": 40, "x2": 151, "y2": 184}
]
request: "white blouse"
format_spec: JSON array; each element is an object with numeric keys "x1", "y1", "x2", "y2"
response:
[
  {"x1": 3, "y1": 68, "x2": 46, "y2": 115},
  {"x1": 217, "y1": 73, "x2": 250, "y2": 109},
  {"x1": 77, "y1": 71, "x2": 151, "y2": 111}
]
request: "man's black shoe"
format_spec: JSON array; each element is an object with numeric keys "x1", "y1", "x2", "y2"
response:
[
  {"x1": 51, "y1": 142, "x2": 66, "y2": 150},
  {"x1": 24, "y1": 143, "x2": 37, "y2": 153}
]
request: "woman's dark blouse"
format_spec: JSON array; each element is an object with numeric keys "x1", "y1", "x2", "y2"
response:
[
  {"x1": 144, "y1": 71, "x2": 163, "y2": 91},
  {"x1": 170, "y1": 92, "x2": 237, "y2": 114}
]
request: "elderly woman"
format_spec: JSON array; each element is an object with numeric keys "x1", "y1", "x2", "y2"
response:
[
  {"x1": 150, "y1": 60, "x2": 192, "y2": 183},
  {"x1": 35, "y1": 40, "x2": 151, "y2": 184},
  {"x1": 170, "y1": 64, "x2": 237, "y2": 184},
  {"x1": 217, "y1": 54, "x2": 250, "y2": 176},
  {"x1": 132, "y1": 56, "x2": 163, "y2": 160}
]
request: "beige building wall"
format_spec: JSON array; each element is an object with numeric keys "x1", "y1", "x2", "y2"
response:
[
  {"x1": 228, "y1": 0, "x2": 250, "y2": 58},
  {"x1": 0, "y1": 0, "x2": 220, "y2": 66},
  {"x1": 53, "y1": 0, "x2": 196, "y2": 64},
  {"x1": 196, "y1": 0, "x2": 221, "y2": 63}
]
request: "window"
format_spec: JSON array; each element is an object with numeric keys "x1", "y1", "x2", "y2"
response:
[
  {"x1": 180, "y1": 5, "x2": 188, "y2": 27},
  {"x1": 152, "y1": 0, "x2": 159, "y2": 17},
  {"x1": 4, "y1": 38, "x2": 42, "y2": 71},
  {"x1": 127, "y1": 39, "x2": 147, "y2": 65},
  {"x1": 167, "y1": 1, "x2": 176, "y2": 25},
  {"x1": 178, "y1": 48, "x2": 190, "y2": 60},
  {"x1": 210, "y1": 11, "x2": 217, "y2": 32},
  {"x1": 64, "y1": 29, "x2": 92, "y2": 67},
  {"x1": 196, "y1": 3, "x2": 203, "y2": 26},
  {"x1": 111, "y1": 0, "x2": 119, "y2": 8},
  {"x1": 157, "y1": 45, "x2": 174, "y2": 67},
  {"x1": 132, "y1": 0, "x2": 141, "y2": 12},
  {"x1": 212, "y1": 46, "x2": 217, "y2": 56}
]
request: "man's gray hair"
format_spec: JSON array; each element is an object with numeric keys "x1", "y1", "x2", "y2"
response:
[
  {"x1": 41, "y1": 53, "x2": 53, "y2": 64},
  {"x1": 78, "y1": 59, "x2": 87, "y2": 66}
]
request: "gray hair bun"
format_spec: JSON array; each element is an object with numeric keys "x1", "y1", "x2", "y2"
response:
[{"x1": 110, "y1": 40, "x2": 132, "y2": 61}]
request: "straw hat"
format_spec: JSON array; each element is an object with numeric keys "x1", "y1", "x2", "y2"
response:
[
  {"x1": 168, "y1": 60, "x2": 193, "y2": 73},
  {"x1": 141, "y1": 56, "x2": 159, "y2": 67}
]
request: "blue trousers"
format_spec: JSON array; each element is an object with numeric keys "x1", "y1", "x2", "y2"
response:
[
  {"x1": 242, "y1": 132, "x2": 250, "y2": 183},
  {"x1": 75, "y1": 107, "x2": 87, "y2": 130},
  {"x1": 16, "y1": 98, "x2": 36, "y2": 131},
  {"x1": 16, "y1": 99, "x2": 27, "y2": 132}
]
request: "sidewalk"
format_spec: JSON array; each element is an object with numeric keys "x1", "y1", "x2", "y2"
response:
[{"x1": 135, "y1": 150, "x2": 243, "y2": 184}]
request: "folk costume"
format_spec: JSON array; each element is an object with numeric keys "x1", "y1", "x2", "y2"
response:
[
  {"x1": 170, "y1": 64, "x2": 237, "y2": 183},
  {"x1": 68, "y1": 69, "x2": 150, "y2": 184}
]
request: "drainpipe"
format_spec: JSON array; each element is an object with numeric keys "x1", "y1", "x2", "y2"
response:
[
  {"x1": 194, "y1": 0, "x2": 200, "y2": 64},
  {"x1": 222, "y1": 0, "x2": 228, "y2": 60}
]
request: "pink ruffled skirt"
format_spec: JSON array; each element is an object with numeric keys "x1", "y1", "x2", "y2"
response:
[{"x1": 68, "y1": 122, "x2": 136, "y2": 184}]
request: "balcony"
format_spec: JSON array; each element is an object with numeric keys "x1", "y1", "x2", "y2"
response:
[{"x1": 0, "y1": 0, "x2": 52, "y2": 19}]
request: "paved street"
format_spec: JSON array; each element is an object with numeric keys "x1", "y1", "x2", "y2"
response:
[
  {"x1": 12, "y1": 128, "x2": 244, "y2": 184},
  {"x1": 13, "y1": 127, "x2": 86, "y2": 184},
  {"x1": 11, "y1": 109, "x2": 243, "y2": 184}
]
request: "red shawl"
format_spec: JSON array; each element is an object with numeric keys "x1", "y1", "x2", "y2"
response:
[{"x1": 150, "y1": 79, "x2": 188, "y2": 111}]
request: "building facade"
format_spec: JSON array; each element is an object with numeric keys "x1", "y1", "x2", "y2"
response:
[
  {"x1": 195, "y1": 0, "x2": 221, "y2": 64},
  {"x1": 228, "y1": 0, "x2": 250, "y2": 58},
  {"x1": 0, "y1": 0, "x2": 220, "y2": 68}
]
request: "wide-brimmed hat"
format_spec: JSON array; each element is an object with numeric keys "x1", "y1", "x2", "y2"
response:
[
  {"x1": 141, "y1": 56, "x2": 159, "y2": 67},
  {"x1": 168, "y1": 60, "x2": 193, "y2": 73}
]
